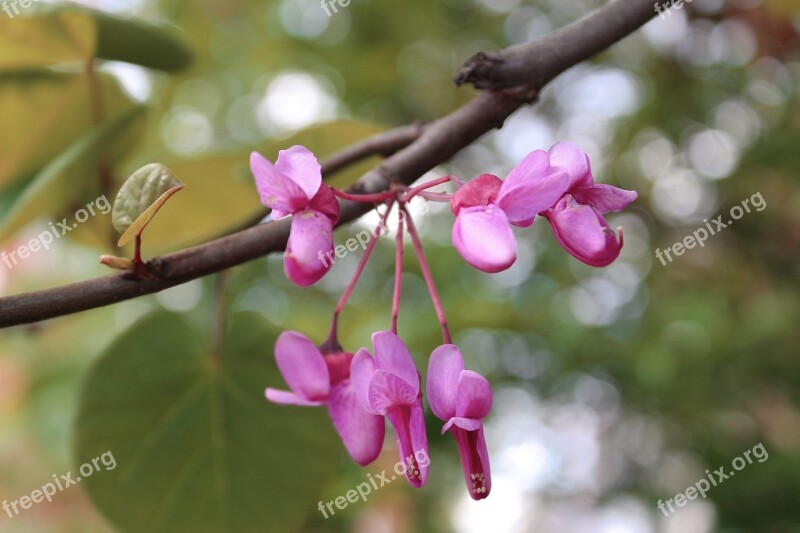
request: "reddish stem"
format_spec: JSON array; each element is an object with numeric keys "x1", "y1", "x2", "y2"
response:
[
  {"x1": 418, "y1": 191, "x2": 453, "y2": 202},
  {"x1": 391, "y1": 211, "x2": 405, "y2": 335},
  {"x1": 133, "y1": 234, "x2": 143, "y2": 266},
  {"x1": 403, "y1": 175, "x2": 455, "y2": 202},
  {"x1": 325, "y1": 201, "x2": 395, "y2": 347},
  {"x1": 332, "y1": 188, "x2": 396, "y2": 204},
  {"x1": 401, "y1": 205, "x2": 452, "y2": 344}
]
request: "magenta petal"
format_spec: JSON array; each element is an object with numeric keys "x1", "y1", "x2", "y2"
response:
[
  {"x1": 274, "y1": 145, "x2": 322, "y2": 200},
  {"x1": 452, "y1": 206, "x2": 516, "y2": 273},
  {"x1": 308, "y1": 183, "x2": 340, "y2": 225},
  {"x1": 549, "y1": 142, "x2": 592, "y2": 188},
  {"x1": 372, "y1": 331, "x2": 420, "y2": 394},
  {"x1": 502, "y1": 149, "x2": 551, "y2": 190},
  {"x1": 273, "y1": 331, "x2": 329, "y2": 401},
  {"x1": 350, "y1": 349, "x2": 378, "y2": 414},
  {"x1": 327, "y1": 381, "x2": 386, "y2": 466},
  {"x1": 451, "y1": 425, "x2": 491, "y2": 500},
  {"x1": 497, "y1": 169, "x2": 570, "y2": 225},
  {"x1": 284, "y1": 210, "x2": 334, "y2": 287},
  {"x1": 367, "y1": 370, "x2": 418, "y2": 415},
  {"x1": 426, "y1": 344, "x2": 465, "y2": 421},
  {"x1": 250, "y1": 151, "x2": 309, "y2": 213},
  {"x1": 265, "y1": 388, "x2": 325, "y2": 406},
  {"x1": 548, "y1": 196, "x2": 622, "y2": 267},
  {"x1": 571, "y1": 184, "x2": 637, "y2": 214},
  {"x1": 387, "y1": 398, "x2": 429, "y2": 488},
  {"x1": 450, "y1": 174, "x2": 503, "y2": 215},
  {"x1": 455, "y1": 370, "x2": 493, "y2": 420},
  {"x1": 442, "y1": 416, "x2": 482, "y2": 433}
]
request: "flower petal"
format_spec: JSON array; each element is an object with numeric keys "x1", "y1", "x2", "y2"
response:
[
  {"x1": 455, "y1": 370, "x2": 493, "y2": 420},
  {"x1": 273, "y1": 331, "x2": 329, "y2": 401},
  {"x1": 308, "y1": 183, "x2": 340, "y2": 225},
  {"x1": 327, "y1": 381, "x2": 386, "y2": 466},
  {"x1": 367, "y1": 370, "x2": 418, "y2": 414},
  {"x1": 350, "y1": 348, "x2": 378, "y2": 414},
  {"x1": 250, "y1": 151, "x2": 309, "y2": 213},
  {"x1": 442, "y1": 416, "x2": 482, "y2": 433},
  {"x1": 387, "y1": 399, "x2": 429, "y2": 488},
  {"x1": 497, "y1": 170, "x2": 570, "y2": 226},
  {"x1": 571, "y1": 184, "x2": 637, "y2": 213},
  {"x1": 426, "y1": 344, "x2": 465, "y2": 421},
  {"x1": 284, "y1": 210, "x2": 334, "y2": 287},
  {"x1": 501, "y1": 149, "x2": 551, "y2": 190},
  {"x1": 549, "y1": 142, "x2": 592, "y2": 188},
  {"x1": 451, "y1": 425, "x2": 491, "y2": 500},
  {"x1": 274, "y1": 145, "x2": 322, "y2": 200},
  {"x1": 547, "y1": 195, "x2": 622, "y2": 267},
  {"x1": 450, "y1": 174, "x2": 503, "y2": 215},
  {"x1": 452, "y1": 206, "x2": 516, "y2": 273},
  {"x1": 265, "y1": 388, "x2": 325, "y2": 406},
  {"x1": 371, "y1": 331, "x2": 420, "y2": 394}
]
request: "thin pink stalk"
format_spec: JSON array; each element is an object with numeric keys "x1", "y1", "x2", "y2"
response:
[
  {"x1": 403, "y1": 175, "x2": 456, "y2": 202},
  {"x1": 332, "y1": 188, "x2": 396, "y2": 204},
  {"x1": 391, "y1": 211, "x2": 405, "y2": 334},
  {"x1": 401, "y1": 205, "x2": 452, "y2": 344},
  {"x1": 325, "y1": 201, "x2": 395, "y2": 348},
  {"x1": 418, "y1": 191, "x2": 453, "y2": 202}
]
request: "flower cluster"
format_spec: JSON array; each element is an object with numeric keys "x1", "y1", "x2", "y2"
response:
[{"x1": 251, "y1": 141, "x2": 636, "y2": 501}]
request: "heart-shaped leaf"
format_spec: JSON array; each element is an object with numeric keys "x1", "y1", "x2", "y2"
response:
[
  {"x1": 74, "y1": 312, "x2": 340, "y2": 533},
  {"x1": 112, "y1": 164, "x2": 184, "y2": 246}
]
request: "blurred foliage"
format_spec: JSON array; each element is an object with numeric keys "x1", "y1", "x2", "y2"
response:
[{"x1": 0, "y1": 0, "x2": 799, "y2": 532}]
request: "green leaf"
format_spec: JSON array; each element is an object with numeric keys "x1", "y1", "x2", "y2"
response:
[
  {"x1": 74, "y1": 312, "x2": 340, "y2": 533},
  {"x1": 0, "y1": 70, "x2": 138, "y2": 190},
  {"x1": 0, "y1": 7, "x2": 192, "y2": 73},
  {"x1": 112, "y1": 164, "x2": 184, "y2": 246},
  {"x1": 0, "y1": 105, "x2": 147, "y2": 242}
]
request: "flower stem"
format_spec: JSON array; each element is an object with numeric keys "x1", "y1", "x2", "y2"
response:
[
  {"x1": 401, "y1": 205, "x2": 452, "y2": 344},
  {"x1": 332, "y1": 188, "x2": 396, "y2": 204},
  {"x1": 402, "y1": 175, "x2": 456, "y2": 202},
  {"x1": 391, "y1": 210, "x2": 405, "y2": 335},
  {"x1": 325, "y1": 201, "x2": 395, "y2": 348}
]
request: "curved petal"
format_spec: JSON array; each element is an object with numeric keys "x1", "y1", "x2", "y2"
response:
[
  {"x1": 274, "y1": 145, "x2": 322, "y2": 200},
  {"x1": 426, "y1": 344, "x2": 464, "y2": 421},
  {"x1": 442, "y1": 416, "x2": 482, "y2": 433},
  {"x1": 387, "y1": 399, "x2": 429, "y2": 488},
  {"x1": 455, "y1": 370, "x2": 493, "y2": 420},
  {"x1": 284, "y1": 210, "x2": 334, "y2": 287},
  {"x1": 273, "y1": 331, "x2": 329, "y2": 401},
  {"x1": 549, "y1": 142, "x2": 592, "y2": 188},
  {"x1": 450, "y1": 174, "x2": 503, "y2": 215},
  {"x1": 547, "y1": 196, "x2": 622, "y2": 267},
  {"x1": 451, "y1": 425, "x2": 491, "y2": 500},
  {"x1": 372, "y1": 331, "x2": 420, "y2": 393},
  {"x1": 368, "y1": 370, "x2": 418, "y2": 415},
  {"x1": 250, "y1": 151, "x2": 309, "y2": 213},
  {"x1": 452, "y1": 206, "x2": 516, "y2": 273},
  {"x1": 497, "y1": 170, "x2": 570, "y2": 226},
  {"x1": 501, "y1": 149, "x2": 551, "y2": 190},
  {"x1": 350, "y1": 348, "x2": 378, "y2": 414},
  {"x1": 308, "y1": 183, "x2": 340, "y2": 225},
  {"x1": 265, "y1": 388, "x2": 325, "y2": 406},
  {"x1": 327, "y1": 381, "x2": 386, "y2": 466},
  {"x1": 571, "y1": 184, "x2": 637, "y2": 214}
]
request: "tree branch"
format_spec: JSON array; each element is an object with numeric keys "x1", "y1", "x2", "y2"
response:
[{"x1": 0, "y1": 0, "x2": 656, "y2": 328}]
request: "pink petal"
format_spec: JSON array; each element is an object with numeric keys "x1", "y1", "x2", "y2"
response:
[
  {"x1": 250, "y1": 151, "x2": 309, "y2": 213},
  {"x1": 455, "y1": 370, "x2": 493, "y2": 420},
  {"x1": 549, "y1": 142, "x2": 592, "y2": 188},
  {"x1": 450, "y1": 174, "x2": 503, "y2": 215},
  {"x1": 426, "y1": 344, "x2": 465, "y2": 421},
  {"x1": 451, "y1": 425, "x2": 491, "y2": 500},
  {"x1": 372, "y1": 331, "x2": 420, "y2": 394},
  {"x1": 501, "y1": 149, "x2": 551, "y2": 190},
  {"x1": 273, "y1": 331, "x2": 329, "y2": 401},
  {"x1": 547, "y1": 195, "x2": 622, "y2": 267},
  {"x1": 571, "y1": 184, "x2": 637, "y2": 213},
  {"x1": 326, "y1": 381, "x2": 386, "y2": 466},
  {"x1": 265, "y1": 388, "x2": 325, "y2": 406},
  {"x1": 308, "y1": 183, "x2": 340, "y2": 225},
  {"x1": 442, "y1": 416, "x2": 482, "y2": 433},
  {"x1": 387, "y1": 399, "x2": 429, "y2": 488},
  {"x1": 284, "y1": 210, "x2": 334, "y2": 287},
  {"x1": 274, "y1": 145, "x2": 322, "y2": 200},
  {"x1": 497, "y1": 170, "x2": 570, "y2": 226},
  {"x1": 452, "y1": 206, "x2": 516, "y2": 273},
  {"x1": 367, "y1": 370, "x2": 418, "y2": 415},
  {"x1": 350, "y1": 348, "x2": 378, "y2": 414}
]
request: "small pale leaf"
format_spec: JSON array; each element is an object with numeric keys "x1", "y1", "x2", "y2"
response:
[{"x1": 113, "y1": 164, "x2": 184, "y2": 246}]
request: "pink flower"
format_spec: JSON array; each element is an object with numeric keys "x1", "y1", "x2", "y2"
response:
[
  {"x1": 426, "y1": 344, "x2": 492, "y2": 500},
  {"x1": 250, "y1": 146, "x2": 340, "y2": 286},
  {"x1": 450, "y1": 150, "x2": 571, "y2": 272},
  {"x1": 266, "y1": 331, "x2": 384, "y2": 466},
  {"x1": 542, "y1": 142, "x2": 637, "y2": 267},
  {"x1": 351, "y1": 331, "x2": 429, "y2": 488}
]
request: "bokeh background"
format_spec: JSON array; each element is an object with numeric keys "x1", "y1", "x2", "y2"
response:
[{"x1": 0, "y1": 0, "x2": 798, "y2": 531}]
